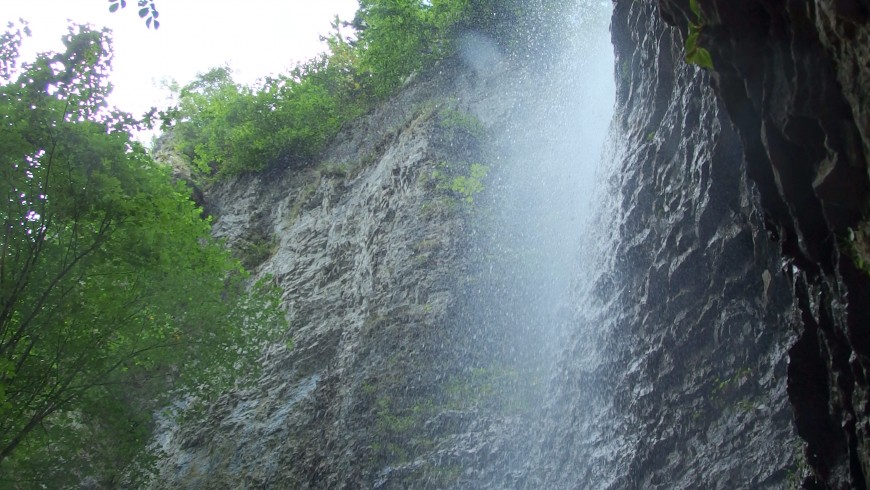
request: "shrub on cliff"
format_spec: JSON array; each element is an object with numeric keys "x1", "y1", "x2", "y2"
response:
[
  {"x1": 169, "y1": 64, "x2": 345, "y2": 176},
  {"x1": 354, "y1": 0, "x2": 467, "y2": 97}
]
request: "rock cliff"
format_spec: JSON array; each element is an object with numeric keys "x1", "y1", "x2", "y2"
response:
[
  {"x1": 152, "y1": 1, "x2": 869, "y2": 488},
  {"x1": 152, "y1": 53, "x2": 538, "y2": 487}
]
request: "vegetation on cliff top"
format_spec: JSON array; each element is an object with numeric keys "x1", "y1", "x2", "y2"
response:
[{"x1": 164, "y1": 0, "x2": 574, "y2": 178}]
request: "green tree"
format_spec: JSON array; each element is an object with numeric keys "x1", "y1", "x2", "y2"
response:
[
  {"x1": 355, "y1": 0, "x2": 467, "y2": 97},
  {"x1": 167, "y1": 63, "x2": 346, "y2": 177},
  {"x1": 0, "y1": 23, "x2": 285, "y2": 486},
  {"x1": 163, "y1": 0, "x2": 469, "y2": 177},
  {"x1": 164, "y1": 15, "x2": 372, "y2": 178}
]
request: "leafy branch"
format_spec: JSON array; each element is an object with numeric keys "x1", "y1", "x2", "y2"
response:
[
  {"x1": 685, "y1": 0, "x2": 714, "y2": 69},
  {"x1": 108, "y1": 0, "x2": 160, "y2": 30}
]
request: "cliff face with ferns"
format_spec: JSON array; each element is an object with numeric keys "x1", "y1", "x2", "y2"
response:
[{"x1": 152, "y1": 1, "x2": 869, "y2": 488}]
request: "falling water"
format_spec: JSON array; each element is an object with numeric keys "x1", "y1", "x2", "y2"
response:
[{"x1": 448, "y1": 1, "x2": 616, "y2": 485}]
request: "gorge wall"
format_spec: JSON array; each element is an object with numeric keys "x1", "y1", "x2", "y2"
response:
[{"x1": 152, "y1": 1, "x2": 870, "y2": 488}]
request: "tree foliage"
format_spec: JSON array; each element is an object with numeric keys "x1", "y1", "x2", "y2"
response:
[
  {"x1": 169, "y1": 61, "x2": 349, "y2": 177},
  {"x1": 0, "y1": 23, "x2": 286, "y2": 486},
  {"x1": 166, "y1": 1, "x2": 468, "y2": 177},
  {"x1": 354, "y1": 0, "x2": 466, "y2": 97},
  {"x1": 163, "y1": 12, "x2": 373, "y2": 178}
]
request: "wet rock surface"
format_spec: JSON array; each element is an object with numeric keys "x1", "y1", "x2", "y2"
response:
[
  {"x1": 655, "y1": 0, "x2": 870, "y2": 487},
  {"x1": 523, "y1": 2, "x2": 802, "y2": 488}
]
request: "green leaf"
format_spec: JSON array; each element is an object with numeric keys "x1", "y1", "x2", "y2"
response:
[
  {"x1": 685, "y1": 28, "x2": 699, "y2": 53},
  {"x1": 689, "y1": 0, "x2": 701, "y2": 19},
  {"x1": 146, "y1": 17, "x2": 152, "y2": 28},
  {"x1": 108, "y1": 3, "x2": 120, "y2": 13},
  {"x1": 684, "y1": 10, "x2": 712, "y2": 69},
  {"x1": 153, "y1": 19, "x2": 160, "y2": 30},
  {"x1": 694, "y1": 47, "x2": 714, "y2": 69},
  {"x1": 686, "y1": 46, "x2": 714, "y2": 69},
  {"x1": 138, "y1": 7, "x2": 149, "y2": 17}
]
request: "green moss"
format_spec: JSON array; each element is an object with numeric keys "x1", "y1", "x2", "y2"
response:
[
  {"x1": 431, "y1": 162, "x2": 489, "y2": 205},
  {"x1": 287, "y1": 174, "x2": 321, "y2": 223},
  {"x1": 420, "y1": 195, "x2": 459, "y2": 217},
  {"x1": 735, "y1": 399, "x2": 755, "y2": 413},
  {"x1": 413, "y1": 237, "x2": 441, "y2": 254},
  {"x1": 439, "y1": 365, "x2": 540, "y2": 416},
  {"x1": 361, "y1": 151, "x2": 378, "y2": 168},
  {"x1": 785, "y1": 439, "x2": 810, "y2": 487},
  {"x1": 368, "y1": 393, "x2": 439, "y2": 468},
  {"x1": 236, "y1": 231, "x2": 278, "y2": 270},
  {"x1": 844, "y1": 221, "x2": 870, "y2": 277},
  {"x1": 362, "y1": 382, "x2": 378, "y2": 396},
  {"x1": 712, "y1": 367, "x2": 751, "y2": 397},
  {"x1": 426, "y1": 464, "x2": 463, "y2": 485},
  {"x1": 318, "y1": 161, "x2": 352, "y2": 179},
  {"x1": 437, "y1": 107, "x2": 486, "y2": 140}
]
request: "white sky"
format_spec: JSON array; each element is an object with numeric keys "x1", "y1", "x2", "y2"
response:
[{"x1": 1, "y1": 0, "x2": 360, "y2": 117}]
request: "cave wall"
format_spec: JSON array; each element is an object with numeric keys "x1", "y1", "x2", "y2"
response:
[{"x1": 651, "y1": 0, "x2": 870, "y2": 487}]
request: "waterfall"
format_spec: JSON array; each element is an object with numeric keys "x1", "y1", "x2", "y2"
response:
[
  {"x1": 150, "y1": 2, "x2": 804, "y2": 487},
  {"x1": 518, "y1": 2, "x2": 799, "y2": 487},
  {"x1": 445, "y1": 1, "x2": 616, "y2": 485},
  {"x1": 451, "y1": 1, "x2": 799, "y2": 487}
]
